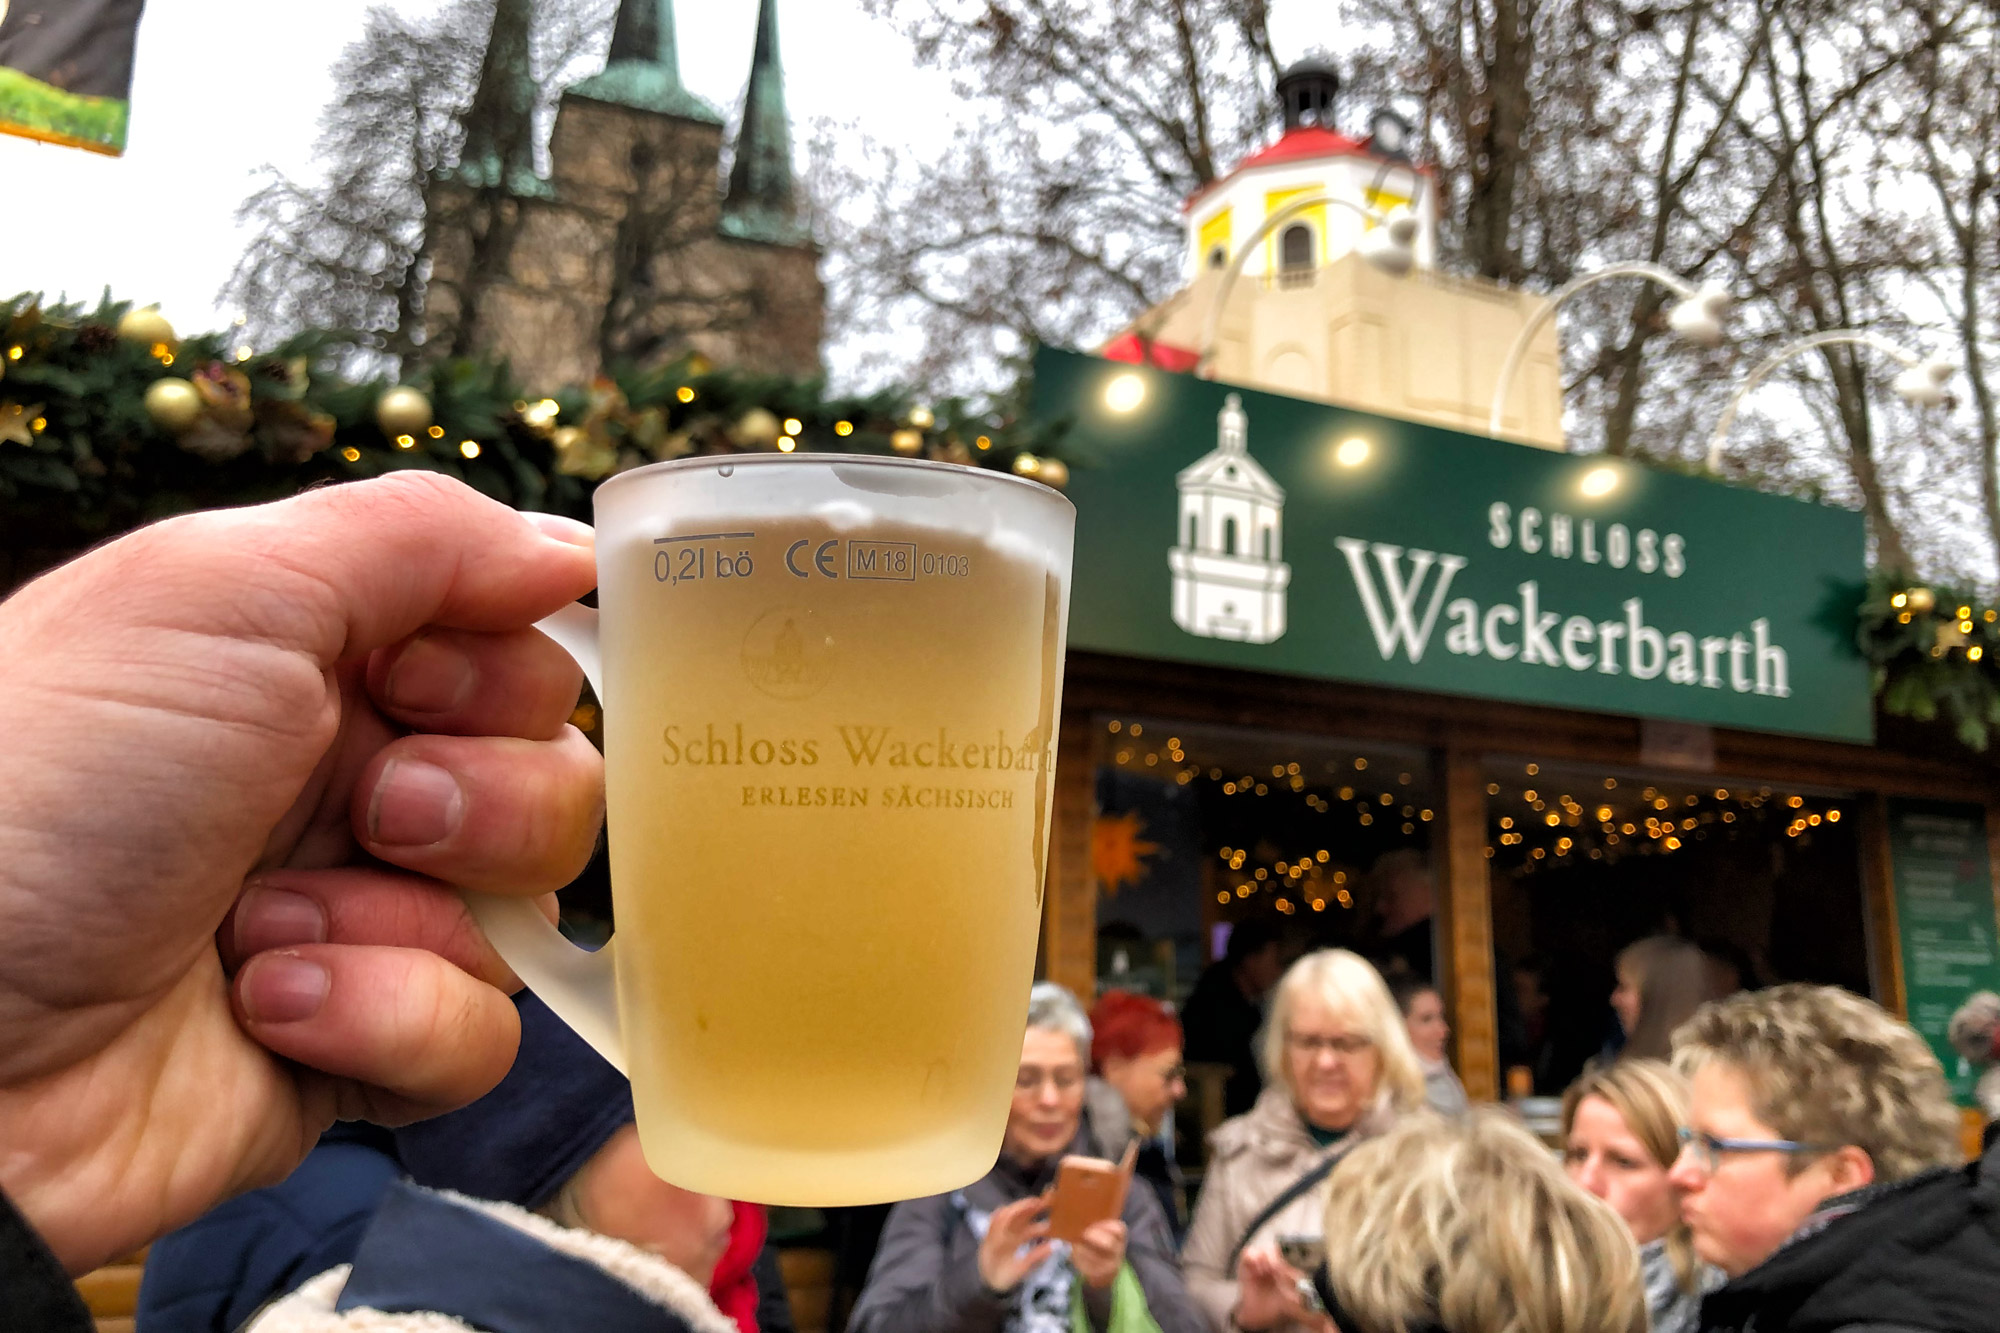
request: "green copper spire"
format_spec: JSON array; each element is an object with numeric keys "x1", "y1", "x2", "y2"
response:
[
  {"x1": 570, "y1": 0, "x2": 722, "y2": 124},
  {"x1": 450, "y1": 0, "x2": 552, "y2": 197},
  {"x1": 721, "y1": 0, "x2": 808, "y2": 245}
]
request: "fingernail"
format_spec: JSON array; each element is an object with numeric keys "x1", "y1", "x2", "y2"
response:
[
  {"x1": 383, "y1": 633, "x2": 476, "y2": 713},
  {"x1": 368, "y1": 758, "x2": 465, "y2": 847},
  {"x1": 525, "y1": 512, "x2": 595, "y2": 548},
  {"x1": 234, "y1": 886, "x2": 327, "y2": 956},
  {"x1": 240, "y1": 951, "x2": 330, "y2": 1024}
]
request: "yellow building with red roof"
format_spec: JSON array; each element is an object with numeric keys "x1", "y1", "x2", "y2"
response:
[{"x1": 1104, "y1": 58, "x2": 1565, "y2": 450}]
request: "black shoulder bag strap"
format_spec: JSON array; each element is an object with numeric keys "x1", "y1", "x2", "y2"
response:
[{"x1": 1224, "y1": 1153, "x2": 1342, "y2": 1278}]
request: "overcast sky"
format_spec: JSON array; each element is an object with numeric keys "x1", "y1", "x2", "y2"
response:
[{"x1": 3, "y1": 0, "x2": 1321, "y2": 379}]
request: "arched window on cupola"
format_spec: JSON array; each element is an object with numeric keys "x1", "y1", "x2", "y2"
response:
[
  {"x1": 1279, "y1": 224, "x2": 1314, "y2": 287},
  {"x1": 1224, "y1": 515, "x2": 1239, "y2": 556},
  {"x1": 1187, "y1": 513, "x2": 1199, "y2": 547},
  {"x1": 1262, "y1": 526, "x2": 1273, "y2": 558}
]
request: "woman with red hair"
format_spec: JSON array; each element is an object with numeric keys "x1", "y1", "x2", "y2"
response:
[{"x1": 1087, "y1": 990, "x2": 1190, "y2": 1239}]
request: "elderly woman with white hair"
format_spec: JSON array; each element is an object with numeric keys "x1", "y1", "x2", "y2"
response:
[
  {"x1": 1181, "y1": 949, "x2": 1427, "y2": 1333},
  {"x1": 849, "y1": 983, "x2": 1203, "y2": 1333}
]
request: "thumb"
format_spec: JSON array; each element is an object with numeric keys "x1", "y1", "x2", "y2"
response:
[{"x1": 130, "y1": 471, "x2": 596, "y2": 666}]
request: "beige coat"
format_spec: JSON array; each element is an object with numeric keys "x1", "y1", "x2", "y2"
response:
[{"x1": 1180, "y1": 1086, "x2": 1397, "y2": 1333}]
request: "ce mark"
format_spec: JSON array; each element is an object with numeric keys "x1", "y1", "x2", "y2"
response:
[{"x1": 785, "y1": 539, "x2": 841, "y2": 579}]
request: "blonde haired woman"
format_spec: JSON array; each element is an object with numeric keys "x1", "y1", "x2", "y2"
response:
[
  {"x1": 1561, "y1": 1060, "x2": 1719, "y2": 1333},
  {"x1": 1316, "y1": 1110, "x2": 1646, "y2": 1333},
  {"x1": 1181, "y1": 949, "x2": 1425, "y2": 1333}
]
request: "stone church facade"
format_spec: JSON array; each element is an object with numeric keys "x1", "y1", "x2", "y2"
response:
[{"x1": 423, "y1": 0, "x2": 822, "y2": 387}]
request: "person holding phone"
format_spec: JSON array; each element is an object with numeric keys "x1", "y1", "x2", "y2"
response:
[
  {"x1": 849, "y1": 984, "x2": 1203, "y2": 1333},
  {"x1": 1181, "y1": 951, "x2": 1427, "y2": 1333}
]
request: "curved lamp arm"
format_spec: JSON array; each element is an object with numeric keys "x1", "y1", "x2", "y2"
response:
[
  {"x1": 1196, "y1": 193, "x2": 1417, "y2": 377},
  {"x1": 1705, "y1": 331, "x2": 1952, "y2": 471},
  {"x1": 1487, "y1": 261, "x2": 1730, "y2": 439}
]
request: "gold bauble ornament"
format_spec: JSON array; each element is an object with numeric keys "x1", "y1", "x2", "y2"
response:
[
  {"x1": 117, "y1": 306, "x2": 178, "y2": 352},
  {"x1": 890, "y1": 428, "x2": 924, "y2": 456},
  {"x1": 733, "y1": 407, "x2": 782, "y2": 448},
  {"x1": 143, "y1": 377, "x2": 204, "y2": 434},
  {"x1": 375, "y1": 386, "x2": 434, "y2": 440},
  {"x1": 553, "y1": 424, "x2": 618, "y2": 480},
  {"x1": 1011, "y1": 452, "x2": 1044, "y2": 478},
  {"x1": 1936, "y1": 621, "x2": 1968, "y2": 652},
  {"x1": 1037, "y1": 458, "x2": 1070, "y2": 489},
  {"x1": 1905, "y1": 586, "x2": 1937, "y2": 614}
]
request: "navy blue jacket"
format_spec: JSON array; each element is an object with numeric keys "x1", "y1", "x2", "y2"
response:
[{"x1": 136, "y1": 1124, "x2": 400, "y2": 1332}]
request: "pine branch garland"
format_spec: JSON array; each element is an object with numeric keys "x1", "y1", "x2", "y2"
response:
[{"x1": 0, "y1": 291, "x2": 1071, "y2": 579}]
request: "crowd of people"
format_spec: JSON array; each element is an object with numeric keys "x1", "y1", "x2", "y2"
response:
[
  {"x1": 7, "y1": 475, "x2": 2000, "y2": 1333},
  {"x1": 98, "y1": 946, "x2": 2000, "y2": 1333}
]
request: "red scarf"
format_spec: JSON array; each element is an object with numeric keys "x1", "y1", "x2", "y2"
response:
[{"x1": 710, "y1": 1202, "x2": 769, "y2": 1333}]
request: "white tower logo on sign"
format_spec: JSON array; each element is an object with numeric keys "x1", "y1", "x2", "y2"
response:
[{"x1": 1168, "y1": 392, "x2": 1292, "y2": 643}]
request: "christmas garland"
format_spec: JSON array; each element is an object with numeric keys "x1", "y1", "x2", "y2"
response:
[
  {"x1": 0, "y1": 292, "x2": 1071, "y2": 572},
  {"x1": 1858, "y1": 571, "x2": 2000, "y2": 750}
]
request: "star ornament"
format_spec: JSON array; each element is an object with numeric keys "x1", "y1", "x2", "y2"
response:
[
  {"x1": 1093, "y1": 810, "x2": 1162, "y2": 896},
  {"x1": 0, "y1": 400, "x2": 43, "y2": 446}
]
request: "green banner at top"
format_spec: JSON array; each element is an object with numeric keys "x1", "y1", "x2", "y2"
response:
[{"x1": 1033, "y1": 348, "x2": 1873, "y2": 743}]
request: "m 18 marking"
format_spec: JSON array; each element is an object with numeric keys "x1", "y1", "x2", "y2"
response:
[{"x1": 848, "y1": 541, "x2": 916, "y2": 581}]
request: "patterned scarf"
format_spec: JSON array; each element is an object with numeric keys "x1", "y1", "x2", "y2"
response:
[{"x1": 953, "y1": 1193, "x2": 1074, "y2": 1333}]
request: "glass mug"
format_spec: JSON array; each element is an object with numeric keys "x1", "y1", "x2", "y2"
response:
[{"x1": 467, "y1": 454, "x2": 1075, "y2": 1205}]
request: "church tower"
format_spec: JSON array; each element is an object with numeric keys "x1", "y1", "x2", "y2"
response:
[
  {"x1": 721, "y1": 0, "x2": 807, "y2": 245},
  {"x1": 568, "y1": 0, "x2": 723, "y2": 124},
  {"x1": 422, "y1": 0, "x2": 824, "y2": 388}
]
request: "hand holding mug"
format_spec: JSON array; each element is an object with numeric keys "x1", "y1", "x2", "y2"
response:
[
  {"x1": 0, "y1": 474, "x2": 600, "y2": 1272},
  {"x1": 978, "y1": 1195, "x2": 1056, "y2": 1293}
]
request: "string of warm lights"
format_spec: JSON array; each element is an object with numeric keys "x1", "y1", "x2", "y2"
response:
[
  {"x1": 1106, "y1": 718, "x2": 1434, "y2": 916},
  {"x1": 1480, "y1": 765, "x2": 1842, "y2": 868},
  {"x1": 1105, "y1": 721, "x2": 1847, "y2": 906}
]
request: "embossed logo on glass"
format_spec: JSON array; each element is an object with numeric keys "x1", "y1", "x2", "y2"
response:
[{"x1": 742, "y1": 606, "x2": 835, "y2": 700}]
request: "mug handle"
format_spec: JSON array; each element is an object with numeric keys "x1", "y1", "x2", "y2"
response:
[{"x1": 459, "y1": 601, "x2": 628, "y2": 1075}]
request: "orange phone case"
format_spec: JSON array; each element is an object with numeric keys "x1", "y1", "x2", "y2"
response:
[{"x1": 1047, "y1": 1141, "x2": 1138, "y2": 1242}]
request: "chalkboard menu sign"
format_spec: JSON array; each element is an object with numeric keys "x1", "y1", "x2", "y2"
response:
[{"x1": 1888, "y1": 798, "x2": 2000, "y2": 1105}]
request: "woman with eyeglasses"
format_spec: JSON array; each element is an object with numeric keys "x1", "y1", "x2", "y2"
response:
[
  {"x1": 1668, "y1": 984, "x2": 2000, "y2": 1332},
  {"x1": 1181, "y1": 949, "x2": 1427, "y2": 1333},
  {"x1": 1561, "y1": 1060, "x2": 1719, "y2": 1333},
  {"x1": 849, "y1": 983, "x2": 1204, "y2": 1333}
]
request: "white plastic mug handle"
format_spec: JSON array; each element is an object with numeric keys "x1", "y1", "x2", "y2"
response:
[{"x1": 460, "y1": 601, "x2": 628, "y2": 1075}]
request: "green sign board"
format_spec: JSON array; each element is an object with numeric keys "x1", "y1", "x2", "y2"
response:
[
  {"x1": 1032, "y1": 348, "x2": 1872, "y2": 742},
  {"x1": 1888, "y1": 798, "x2": 2000, "y2": 1105}
]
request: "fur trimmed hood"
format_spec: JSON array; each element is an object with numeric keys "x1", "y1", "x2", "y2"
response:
[{"x1": 245, "y1": 1184, "x2": 740, "y2": 1333}]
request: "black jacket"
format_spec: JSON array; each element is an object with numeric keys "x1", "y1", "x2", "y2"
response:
[
  {"x1": 1698, "y1": 1141, "x2": 2000, "y2": 1333},
  {"x1": 1, "y1": 1186, "x2": 94, "y2": 1333},
  {"x1": 1180, "y1": 966, "x2": 1265, "y2": 1119}
]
